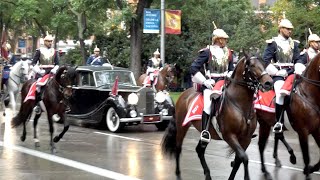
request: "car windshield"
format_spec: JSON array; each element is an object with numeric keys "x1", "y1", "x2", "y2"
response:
[{"x1": 94, "y1": 70, "x2": 136, "y2": 87}]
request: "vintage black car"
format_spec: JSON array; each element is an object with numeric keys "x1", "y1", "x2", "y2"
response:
[{"x1": 67, "y1": 65, "x2": 174, "y2": 132}]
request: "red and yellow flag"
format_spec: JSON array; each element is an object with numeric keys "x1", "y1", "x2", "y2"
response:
[{"x1": 165, "y1": 10, "x2": 181, "y2": 34}]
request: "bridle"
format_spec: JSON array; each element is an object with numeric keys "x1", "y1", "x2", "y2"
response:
[
  {"x1": 227, "y1": 57, "x2": 268, "y2": 92},
  {"x1": 52, "y1": 69, "x2": 73, "y2": 99}
]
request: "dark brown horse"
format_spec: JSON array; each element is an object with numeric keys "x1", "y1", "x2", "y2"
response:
[
  {"x1": 161, "y1": 57, "x2": 273, "y2": 180},
  {"x1": 258, "y1": 53, "x2": 320, "y2": 180},
  {"x1": 11, "y1": 66, "x2": 77, "y2": 153},
  {"x1": 137, "y1": 64, "x2": 176, "y2": 92}
]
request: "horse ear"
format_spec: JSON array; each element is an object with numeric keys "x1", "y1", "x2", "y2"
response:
[{"x1": 242, "y1": 49, "x2": 249, "y2": 59}]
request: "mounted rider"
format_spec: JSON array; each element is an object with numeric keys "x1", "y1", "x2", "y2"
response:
[
  {"x1": 29, "y1": 33, "x2": 59, "y2": 114},
  {"x1": 86, "y1": 47, "x2": 103, "y2": 66},
  {"x1": 146, "y1": 48, "x2": 163, "y2": 91},
  {"x1": 280, "y1": 29, "x2": 320, "y2": 96},
  {"x1": 295, "y1": 29, "x2": 320, "y2": 72},
  {"x1": 262, "y1": 15, "x2": 300, "y2": 133},
  {"x1": 190, "y1": 21, "x2": 235, "y2": 143}
]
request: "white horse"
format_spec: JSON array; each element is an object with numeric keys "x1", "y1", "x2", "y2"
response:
[{"x1": 2, "y1": 60, "x2": 30, "y2": 116}]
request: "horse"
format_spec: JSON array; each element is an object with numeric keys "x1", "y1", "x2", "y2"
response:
[
  {"x1": 137, "y1": 64, "x2": 176, "y2": 92},
  {"x1": 161, "y1": 56, "x2": 273, "y2": 180},
  {"x1": 11, "y1": 66, "x2": 77, "y2": 153},
  {"x1": 1, "y1": 60, "x2": 30, "y2": 116},
  {"x1": 257, "y1": 53, "x2": 320, "y2": 180}
]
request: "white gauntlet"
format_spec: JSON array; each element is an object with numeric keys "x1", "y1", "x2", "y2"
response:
[
  {"x1": 294, "y1": 63, "x2": 306, "y2": 75},
  {"x1": 50, "y1": 65, "x2": 59, "y2": 74},
  {"x1": 275, "y1": 69, "x2": 288, "y2": 78},
  {"x1": 266, "y1": 64, "x2": 278, "y2": 76}
]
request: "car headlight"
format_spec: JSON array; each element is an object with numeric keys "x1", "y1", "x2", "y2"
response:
[
  {"x1": 128, "y1": 93, "x2": 139, "y2": 105},
  {"x1": 155, "y1": 91, "x2": 166, "y2": 103}
]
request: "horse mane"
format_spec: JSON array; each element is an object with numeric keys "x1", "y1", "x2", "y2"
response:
[{"x1": 230, "y1": 57, "x2": 245, "y2": 78}]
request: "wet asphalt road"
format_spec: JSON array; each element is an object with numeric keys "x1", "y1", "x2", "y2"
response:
[{"x1": 0, "y1": 109, "x2": 319, "y2": 180}]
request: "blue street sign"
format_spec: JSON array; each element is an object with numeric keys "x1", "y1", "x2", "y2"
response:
[
  {"x1": 143, "y1": 9, "x2": 160, "y2": 34},
  {"x1": 18, "y1": 39, "x2": 26, "y2": 48}
]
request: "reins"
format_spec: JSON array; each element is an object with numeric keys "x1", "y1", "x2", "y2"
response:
[{"x1": 299, "y1": 74, "x2": 320, "y2": 87}]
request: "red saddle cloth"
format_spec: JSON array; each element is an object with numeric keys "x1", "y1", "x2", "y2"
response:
[
  {"x1": 23, "y1": 74, "x2": 51, "y2": 103},
  {"x1": 280, "y1": 74, "x2": 295, "y2": 96},
  {"x1": 254, "y1": 90, "x2": 275, "y2": 113},
  {"x1": 182, "y1": 80, "x2": 225, "y2": 126},
  {"x1": 143, "y1": 70, "x2": 159, "y2": 86}
]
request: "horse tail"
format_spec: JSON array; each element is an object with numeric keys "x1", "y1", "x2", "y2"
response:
[
  {"x1": 11, "y1": 103, "x2": 30, "y2": 128},
  {"x1": 161, "y1": 113, "x2": 178, "y2": 159}
]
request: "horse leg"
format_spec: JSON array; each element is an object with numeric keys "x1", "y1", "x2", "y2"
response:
[
  {"x1": 298, "y1": 132, "x2": 311, "y2": 180},
  {"x1": 273, "y1": 132, "x2": 282, "y2": 167},
  {"x1": 175, "y1": 124, "x2": 190, "y2": 180},
  {"x1": 20, "y1": 121, "x2": 27, "y2": 142},
  {"x1": 9, "y1": 92, "x2": 16, "y2": 114},
  {"x1": 33, "y1": 113, "x2": 42, "y2": 147},
  {"x1": 258, "y1": 123, "x2": 272, "y2": 180},
  {"x1": 229, "y1": 155, "x2": 242, "y2": 180},
  {"x1": 195, "y1": 140, "x2": 211, "y2": 180},
  {"x1": 278, "y1": 132, "x2": 296, "y2": 164},
  {"x1": 47, "y1": 115, "x2": 56, "y2": 154},
  {"x1": 309, "y1": 132, "x2": 320, "y2": 173},
  {"x1": 53, "y1": 113, "x2": 69, "y2": 143},
  {"x1": 226, "y1": 136, "x2": 250, "y2": 180}
]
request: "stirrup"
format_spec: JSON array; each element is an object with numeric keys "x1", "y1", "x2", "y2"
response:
[
  {"x1": 273, "y1": 122, "x2": 283, "y2": 133},
  {"x1": 200, "y1": 130, "x2": 211, "y2": 143},
  {"x1": 34, "y1": 105, "x2": 41, "y2": 114}
]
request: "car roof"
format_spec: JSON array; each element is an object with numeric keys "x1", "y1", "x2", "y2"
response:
[{"x1": 76, "y1": 65, "x2": 129, "y2": 72}]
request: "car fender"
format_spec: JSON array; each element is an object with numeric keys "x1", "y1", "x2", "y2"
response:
[{"x1": 105, "y1": 96, "x2": 127, "y2": 117}]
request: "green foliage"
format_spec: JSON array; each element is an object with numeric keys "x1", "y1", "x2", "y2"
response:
[
  {"x1": 95, "y1": 30, "x2": 131, "y2": 67},
  {"x1": 63, "y1": 46, "x2": 89, "y2": 66}
]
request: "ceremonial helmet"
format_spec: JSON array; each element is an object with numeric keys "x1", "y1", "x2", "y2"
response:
[
  {"x1": 43, "y1": 34, "x2": 54, "y2": 41},
  {"x1": 212, "y1": 21, "x2": 229, "y2": 39},
  {"x1": 94, "y1": 47, "x2": 100, "y2": 52},
  {"x1": 308, "y1": 28, "x2": 320, "y2": 42},
  {"x1": 278, "y1": 12, "x2": 294, "y2": 29},
  {"x1": 153, "y1": 48, "x2": 160, "y2": 55}
]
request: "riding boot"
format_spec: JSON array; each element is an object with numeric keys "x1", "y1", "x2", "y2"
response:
[
  {"x1": 200, "y1": 112, "x2": 211, "y2": 143},
  {"x1": 34, "y1": 87, "x2": 42, "y2": 114},
  {"x1": 273, "y1": 104, "x2": 285, "y2": 133}
]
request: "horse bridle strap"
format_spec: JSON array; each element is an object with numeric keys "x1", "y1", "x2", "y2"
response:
[
  {"x1": 52, "y1": 78, "x2": 69, "y2": 94},
  {"x1": 299, "y1": 74, "x2": 320, "y2": 87}
]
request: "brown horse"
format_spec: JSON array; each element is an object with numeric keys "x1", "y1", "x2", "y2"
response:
[
  {"x1": 137, "y1": 64, "x2": 175, "y2": 92},
  {"x1": 161, "y1": 57, "x2": 273, "y2": 180},
  {"x1": 258, "y1": 53, "x2": 320, "y2": 180},
  {"x1": 11, "y1": 66, "x2": 77, "y2": 153}
]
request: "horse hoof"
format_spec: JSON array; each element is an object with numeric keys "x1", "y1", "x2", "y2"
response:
[
  {"x1": 264, "y1": 172, "x2": 272, "y2": 180},
  {"x1": 275, "y1": 160, "x2": 282, "y2": 168},
  {"x1": 20, "y1": 136, "x2": 26, "y2": 142},
  {"x1": 231, "y1": 161, "x2": 234, "y2": 167},
  {"x1": 205, "y1": 175, "x2": 212, "y2": 180},
  {"x1": 290, "y1": 155, "x2": 297, "y2": 164},
  {"x1": 53, "y1": 136, "x2": 60, "y2": 143},
  {"x1": 35, "y1": 142, "x2": 40, "y2": 148},
  {"x1": 51, "y1": 148, "x2": 57, "y2": 154}
]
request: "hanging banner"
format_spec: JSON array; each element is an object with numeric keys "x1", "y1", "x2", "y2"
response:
[
  {"x1": 143, "y1": 9, "x2": 161, "y2": 33},
  {"x1": 165, "y1": 10, "x2": 181, "y2": 34}
]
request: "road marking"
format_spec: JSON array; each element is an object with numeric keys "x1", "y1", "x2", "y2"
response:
[
  {"x1": 0, "y1": 141, "x2": 141, "y2": 180},
  {"x1": 249, "y1": 160, "x2": 320, "y2": 175},
  {"x1": 94, "y1": 132, "x2": 142, "y2": 142}
]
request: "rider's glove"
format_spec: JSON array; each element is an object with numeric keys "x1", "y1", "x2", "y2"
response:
[
  {"x1": 203, "y1": 79, "x2": 215, "y2": 90},
  {"x1": 39, "y1": 69, "x2": 46, "y2": 76},
  {"x1": 275, "y1": 69, "x2": 288, "y2": 78},
  {"x1": 294, "y1": 63, "x2": 306, "y2": 75}
]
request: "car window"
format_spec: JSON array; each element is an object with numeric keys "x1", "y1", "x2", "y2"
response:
[
  {"x1": 94, "y1": 70, "x2": 136, "y2": 87},
  {"x1": 80, "y1": 72, "x2": 95, "y2": 86}
]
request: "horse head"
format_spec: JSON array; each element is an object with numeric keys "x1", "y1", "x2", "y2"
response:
[
  {"x1": 232, "y1": 56, "x2": 273, "y2": 92},
  {"x1": 161, "y1": 63, "x2": 176, "y2": 83},
  {"x1": 55, "y1": 66, "x2": 77, "y2": 99},
  {"x1": 20, "y1": 60, "x2": 30, "y2": 82},
  {"x1": 303, "y1": 53, "x2": 320, "y2": 81}
]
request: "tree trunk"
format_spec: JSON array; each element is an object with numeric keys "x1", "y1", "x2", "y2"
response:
[{"x1": 130, "y1": 0, "x2": 152, "y2": 79}]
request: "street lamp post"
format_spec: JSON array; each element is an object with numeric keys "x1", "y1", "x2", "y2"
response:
[{"x1": 161, "y1": 0, "x2": 165, "y2": 65}]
